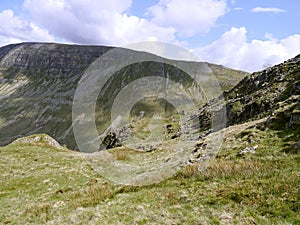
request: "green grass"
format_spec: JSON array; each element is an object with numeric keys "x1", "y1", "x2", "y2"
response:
[{"x1": 0, "y1": 120, "x2": 299, "y2": 224}]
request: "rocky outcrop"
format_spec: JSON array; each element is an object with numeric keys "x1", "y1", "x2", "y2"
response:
[
  {"x1": 12, "y1": 134, "x2": 64, "y2": 150},
  {"x1": 198, "y1": 54, "x2": 300, "y2": 131}
]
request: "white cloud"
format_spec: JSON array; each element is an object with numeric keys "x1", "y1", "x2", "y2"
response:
[
  {"x1": 22, "y1": 0, "x2": 177, "y2": 46},
  {"x1": 195, "y1": 27, "x2": 300, "y2": 72},
  {"x1": 148, "y1": 0, "x2": 227, "y2": 37},
  {"x1": 251, "y1": 7, "x2": 286, "y2": 13},
  {"x1": 0, "y1": 9, "x2": 54, "y2": 46},
  {"x1": 1, "y1": 0, "x2": 297, "y2": 74},
  {"x1": 0, "y1": 0, "x2": 228, "y2": 48},
  {"x1": 233, "y1": 7, "x2": 243, "y2": 11},
  {"x1": 124, "y1": 41, "x2": 200, "y2": 62},
  {"x1": 22, "y1": 0, "x2": 228, "y2": 45}
]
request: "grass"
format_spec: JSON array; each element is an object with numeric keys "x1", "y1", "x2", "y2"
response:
[{"x1": 0, "y1": 119, "x2": 299, "y2": 224}]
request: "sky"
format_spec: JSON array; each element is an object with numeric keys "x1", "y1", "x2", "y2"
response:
[{"x1": 0, "y1": 0, "x2": 300, "y2": 72}]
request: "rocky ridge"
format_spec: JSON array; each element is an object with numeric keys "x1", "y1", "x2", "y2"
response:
[{"x1": 198, "y1": 54, "x2": 300, "y2": 131}]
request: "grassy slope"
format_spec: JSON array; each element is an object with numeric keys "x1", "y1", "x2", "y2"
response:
[{"x1": 1, "y1": 121, "x2": 299, "y2": 225}]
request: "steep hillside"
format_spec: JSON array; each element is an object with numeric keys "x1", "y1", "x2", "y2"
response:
[
  {"x1": 0, "y1": 42, "x2": 248, "y2": 149},
  {"x1": 198, "y1": 54, "x2": 300, "y2": 132}
]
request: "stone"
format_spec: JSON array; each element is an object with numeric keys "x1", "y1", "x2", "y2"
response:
[
  {"x1": 293, "y1": 141, "x2": 300, "y2": 153},
  {"x1": 289, "y1": 109, "x2": 300, "y2": 127},
  {"x1": 180, "y1": 191, "x2": 188, "y2": 200},
  {"x1": 12, "y1": 134, "x2": 63, "y2": 150},
  {"x1": 238, "y1": 145, "x2": 258, "y2": 155},
  {"x1": 138, "y1": 111, "x2": 145, "y2": 120},
  {"x1": 101, "y1": 132, "x2": 120, "y2": 149},
  {"x1": 136, "y1": 205, "x2": 145, "y2": 212},
  {"x1": 52, "y1": 201, "x2": 66, "y2": 209}
]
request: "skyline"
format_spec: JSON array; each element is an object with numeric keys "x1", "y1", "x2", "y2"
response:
[{"x1": 0, "y1": 0, "x2": 300, "y2": 72}]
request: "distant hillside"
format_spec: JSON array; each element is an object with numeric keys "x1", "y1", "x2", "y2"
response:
[{"x1": 0, "y1": 43, "x2": 248, "y2": 149}]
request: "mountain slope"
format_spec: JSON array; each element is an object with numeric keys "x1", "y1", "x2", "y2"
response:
[
  {"x1": 0, "y1": 42, "x2": 248, "y2": 149},
  {"x1": 198, "y1": 54, "x2": 300, "y2": 132}
]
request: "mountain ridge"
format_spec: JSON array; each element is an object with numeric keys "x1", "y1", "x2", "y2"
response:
[{"x1": 0, "y1": 42, "x2": 248, "y2": 149}]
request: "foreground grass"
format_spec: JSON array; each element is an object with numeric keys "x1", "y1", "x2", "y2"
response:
[{"x1": 0, "y1": 123, "x2": 299, "y2": 224}]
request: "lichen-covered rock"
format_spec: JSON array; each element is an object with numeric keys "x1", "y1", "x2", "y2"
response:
[{"x1": 12, "y1": 134, "x2": 64, "y2": 149}]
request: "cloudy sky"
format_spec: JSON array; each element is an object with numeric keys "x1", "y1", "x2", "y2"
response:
[{"x1": 0, "y1": 0, "x2": 299, "y2": 72}]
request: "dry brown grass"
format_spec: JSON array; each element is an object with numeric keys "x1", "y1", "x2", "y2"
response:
[
  {"x1": 25, "y1": 203, "x2": 51, "y2": 217},
  {"x1": 69, "y1": 182, "x2": 114, "y2": 208},
  {"x1": 204, "y1": 159, "x2": 262, "y2": 179},
  {"x1": 179, "y1": 159, "x2": 262, "y2": 179},
  {"x1": 113, "y1": 150, "x2": 129, "y2": 161}
]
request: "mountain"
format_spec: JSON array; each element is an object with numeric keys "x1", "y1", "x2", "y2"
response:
[
  {"x1": 0, "y1": 42, "x2": 248, "y2": 149},
  {"x1": 0, "y1": 44, "x2": 299, "y2": 224}
]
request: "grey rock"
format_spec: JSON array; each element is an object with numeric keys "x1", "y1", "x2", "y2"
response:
[
  {"x1": 136, "y1": 205, "x2": 145, "y2": 212},
  {"x1": 293, "y1": 141, "x2": 300, "y2": 153},
  {"x1": 238, "y1": 145, "x2": 258, "y2": 155}
]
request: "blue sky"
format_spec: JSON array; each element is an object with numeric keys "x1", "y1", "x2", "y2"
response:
[{"x1": 0, "y1": 0, "x2": 299, "y2": 72}]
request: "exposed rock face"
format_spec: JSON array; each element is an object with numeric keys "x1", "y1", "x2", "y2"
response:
[
  {"x1": 198, "y1": 54, "x2": 300, "y2": 131},
  {"x1": 0, "y1": 42, "x2": 248, "y2": 149},
  {"x1": 0, "y1": 43, "x2": 111, "y2": 75},
  {"x1": 0, "y1": 43, "x2": 111, "y2": 149}
]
